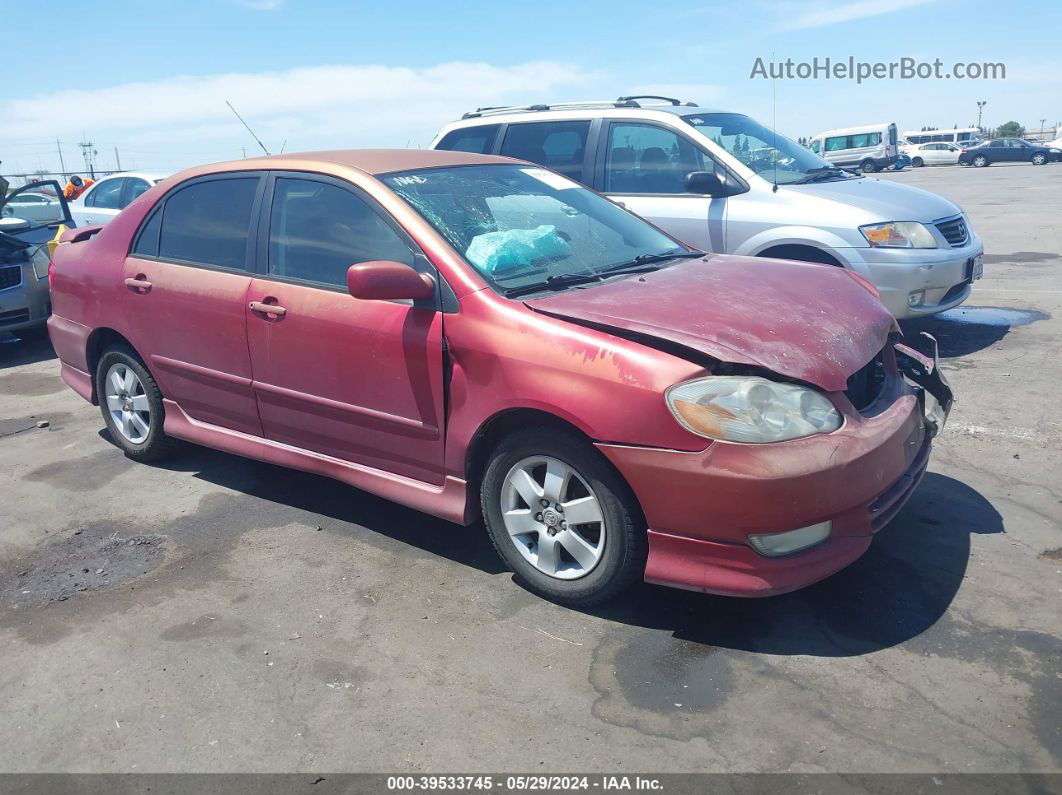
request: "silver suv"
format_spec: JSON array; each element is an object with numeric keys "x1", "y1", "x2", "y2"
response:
[{"x1": 431, "y1": 96, "x2": 983, "y2": 319}]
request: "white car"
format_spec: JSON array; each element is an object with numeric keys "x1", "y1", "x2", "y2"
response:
[
  {"x1": 904, "y1": 142, "x2": 963, "y2": 167},
  {"x1": 68, "y1": 172, "x2": 168, "y2": 226},
  {"x1": 1046, "y1": 137, "x2": 1062, "y2": 152},
  {"x1": 1, "y1": 190, "x2": 64, "y2": 222}
]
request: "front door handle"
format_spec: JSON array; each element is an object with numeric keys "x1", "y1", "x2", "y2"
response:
[
  {"x1": 125, "y1": 275, "x2": 152, "y2": 294},
  {"x1": 249, "y1": 299, "x2": 287, "y2": 318}
]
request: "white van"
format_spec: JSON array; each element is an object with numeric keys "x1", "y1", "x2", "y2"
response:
[
  {"x1": 430, "y1": 97, "x2": 983, "y2": 319},
  {"x1": 904, "y1": 127, "x2": 981, "y2": 145},
  {"x1": 808, "y1": 124, "x2": 898, "y2": 173}
]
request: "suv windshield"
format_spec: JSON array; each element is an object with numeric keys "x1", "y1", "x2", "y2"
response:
[
  {"x1": 682, "y1": 112, "x2": 854, "y2": 185},
  {"x1": 383, "y1": 164, "x2": 692, "y2": 296}
]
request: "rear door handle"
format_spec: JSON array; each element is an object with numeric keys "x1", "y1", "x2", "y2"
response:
[
  {"x1": 125, "y1": 275, "x2": 152, "y2": 293},
  {"x1": 249, "y1": 300, "x2": 287, "y2": 318}
]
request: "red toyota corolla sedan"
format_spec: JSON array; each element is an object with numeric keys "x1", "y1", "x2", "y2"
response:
[{"x1": 48, "y1": 150, "x2": 952, "y2": 606}]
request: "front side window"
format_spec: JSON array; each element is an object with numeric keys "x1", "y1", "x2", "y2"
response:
[
  {"x1": 267, "y1": 178, "x2": 413, "y2": 287},
  {"x1": 383, "y1": 164, "x2": 686, "y2": 297},
  {"x1": 683, "y1": 112, "x2": 854, "y2": 184},
  {"x1": 436, "y1": 125, "x2": 501, "y2": 154},
  {"x1": 605, "y1": 123, "x2": 707, "y2": 194},
  {"x1": 158, "y1": 177, "x2": 258, "y2": 269},
  {"x1": 500, "y1": 121, "x2": 591, "y2": 183},
  {"x1": 88, "y1": 178, "x2": 124, "y2": 209}
]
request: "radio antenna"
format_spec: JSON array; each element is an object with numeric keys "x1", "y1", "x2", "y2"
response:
[{"x1": 226, "y1": 100, "x2": 271, "y2": 156}]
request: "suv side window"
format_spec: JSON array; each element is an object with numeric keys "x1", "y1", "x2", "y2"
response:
[
  {"x1": 605, "y1": 123, "x2": 706, "y2": 194},
  {"x1": 267, "y1": 177, "x2": 414, "y2": 288},
  {"x1": 499, "y1": 121, "x2": 591, "y2": 183},
  {"x1": 436, "y1": 125, "x2": 501, "y2": 154},
  {"x1": 158, "y1": 177, "x2": 259, "y2": 269},
  {"x1": 87, "y1": 178, "x2": 125, "y2": 209}
]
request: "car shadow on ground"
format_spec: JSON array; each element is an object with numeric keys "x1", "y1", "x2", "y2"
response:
[
  {"x1": 901, "y1": 305, "x2": 1048, "y2": 359},
  {"x1": 584, "y1": 473, "x2": 1003, "y2": 657},
  {"x1": 124, "y1": 437, "x2": 509, "y2": 577},
  {"x1": 0, "y1": 332, "x2": 57, "y2": 369}
]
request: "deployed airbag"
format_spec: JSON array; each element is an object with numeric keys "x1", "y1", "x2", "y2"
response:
[{"x1": 465, "y1": 225, "x2": 570, "y2": 275}]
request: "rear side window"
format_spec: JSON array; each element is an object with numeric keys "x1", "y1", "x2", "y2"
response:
[
  {"x1": 267, "y1": 177, "x2": 413, "y2": 288},
  {"x1": 436, "y1": 125, "x2": 500, "y2": 154},
  {"x1": 500, "y1": 121, "x2": 591, "y2": 183},
  {"x1": 87, "y1": 178, "x2": 125, "y2": 209},
  {"x1": 122, "y1": 178, "x2": 151, "y2": 207},
  {"x1": 851, "y1": 132, "x2": 881, "y2": 148},
  {"x1": 132, "y1": 208, "x2": 162, "y2": 257},
  {"x1": 158, "y1": 177, "x2": 258, "y2": 269}
]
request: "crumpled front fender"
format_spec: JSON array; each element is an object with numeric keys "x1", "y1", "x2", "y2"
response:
[{"x1": 895, "y1": 332, "x2": 953, "y2": 437}]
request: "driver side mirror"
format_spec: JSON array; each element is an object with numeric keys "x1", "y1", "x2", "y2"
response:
[
  {"x1": 685, "y1": 171, "x2": 743, "y2": 197},
  {"x1": 0, "y1": 217, "x2": 31, "y2": 234},
  {"x1": 346, "y1": 260, "x2": 435, "y2": 302}
]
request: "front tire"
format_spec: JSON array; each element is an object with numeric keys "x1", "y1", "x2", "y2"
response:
[
  {"x1": 973, "y1": 155, "x2": 989, "y2": 168},
  {"x1": 481, "y1": 428, "x2": 646, "y2": 606},
  {"x1": 911, "y1": 157, "x2": 924, "y2": 168},
  {"x1": 861, "y1": 159, "x2": 878, "y2": 173},
  {"x1": 96, "y1": 345, "x2": 178, "y2": 463},
  {"x1": 1032, "y1": 152, "x2": 1047, "y2": 165}
]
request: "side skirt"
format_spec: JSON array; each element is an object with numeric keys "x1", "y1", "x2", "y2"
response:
[{"x1": 162, "y1": 399, "x2": 470, "y2": 525}]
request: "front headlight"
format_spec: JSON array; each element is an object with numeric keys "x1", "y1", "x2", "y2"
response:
[
  {"x1": 860, "y1": 221, "x2": 937, "y2": 249},
  {"x1": 665, "y1": 376, "x2": 842, "y2": 444}
]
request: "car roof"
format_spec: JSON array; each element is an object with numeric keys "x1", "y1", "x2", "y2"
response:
[
  {"x1": 171, "y1": 149, "x2": 514, "y2": 181},
  {"x1": 442, "y1": 103, "x2": 726, "y2": 129},
  {"x1": 92, "y1": 171, "x2": 170, "y2": 182}
]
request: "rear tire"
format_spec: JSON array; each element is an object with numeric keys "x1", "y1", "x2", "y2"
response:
[
  {"x1": 911, "y1": 157, "x2": 924, "y2": 168},
  {"x1": 480, "y1": 428, "x2": 646, "y2": 607},
  {"x1": 973, "y1": 155, "x2": 989, "y2": 168},
  {"x1": 96, "y1": 345, "x2": 179, "y2": 463},
  {"x1": 861, "y1": 159, "x2": 878, "y2": 173}
]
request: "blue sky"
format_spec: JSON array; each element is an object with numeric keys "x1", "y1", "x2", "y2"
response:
[{"x1": 2, "y1": 0, "x2": 1059, "y2": 177}]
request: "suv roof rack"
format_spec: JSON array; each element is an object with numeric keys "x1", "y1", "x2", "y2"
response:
[{"x1": 460, "y1": 95, "x2": 698, "y2": 119}]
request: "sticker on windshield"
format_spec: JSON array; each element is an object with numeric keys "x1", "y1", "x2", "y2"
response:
[{"x1": 520, "y1": 168, "x2": 579, "y2": 191}]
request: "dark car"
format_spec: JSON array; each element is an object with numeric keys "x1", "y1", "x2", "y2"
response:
[
  {"x1": 0, "y1": 177, "x2": 73, "y2": 337},
  {"x1": 958, "y1": 138, "x2": 1060, "y2": 167}
]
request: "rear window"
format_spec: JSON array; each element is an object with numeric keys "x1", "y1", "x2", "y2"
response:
[
  {"x1": 158, "y1": 177, "x2": 258, "y2": 269},
  {"x1": 436, "y1": 125, "x2": 501, "y2": 154}
]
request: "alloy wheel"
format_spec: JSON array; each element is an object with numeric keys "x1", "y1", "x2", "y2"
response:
[
  {"x1": 104, "y1": 362, "x2": 151, "y2": 444},
  {"x1": 500, "y1": 455, "x2": 606, "y2": 580}
]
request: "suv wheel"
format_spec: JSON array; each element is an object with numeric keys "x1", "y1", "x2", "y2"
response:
[
  {"x1": 860, "y1": 159, "x2": 878, "y2": 173},
  {"x1": 973, "y1": 155, "x2": 989, "y2": 167},
  {"x1": 481, "y1": 428, "x2": 646, "y2": 606},
  {"x1": 96, "y1": 345, "x2": 178, "y2": 462}
]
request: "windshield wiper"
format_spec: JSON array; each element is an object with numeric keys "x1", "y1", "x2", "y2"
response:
[
  {"x1": 601, "y1": 249, "x2": 705, "y2": 273},
  {"x1": 502, "y1": 271, "x2": 602, "y2": 298},
  {"x1": 794, "y1": 167, "x2": 851, "y2": 184}
]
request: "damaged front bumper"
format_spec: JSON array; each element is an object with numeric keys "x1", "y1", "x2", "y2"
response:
[{"x1": 894, "y1": 331, "x2": 954, "y2": 437}]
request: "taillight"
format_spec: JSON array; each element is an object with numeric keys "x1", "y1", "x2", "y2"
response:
[{"x1": 48, "y1": 259, "x2": 55, "y2": 288}]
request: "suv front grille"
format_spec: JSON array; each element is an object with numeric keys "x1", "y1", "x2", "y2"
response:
[
  {"x1": 845, "y1": 347, "x2": 888, "y2": 412},
  {"x1": 0, "y1": 264, "x2": 23, "y2": 290},
  {"x1": 935, "y1": 216, "x2": 968, "y2": 247}
]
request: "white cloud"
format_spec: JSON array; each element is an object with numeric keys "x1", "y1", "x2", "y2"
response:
[
  {"x1": 782, "y1": 0, "x2": 935, "y2": 30},
  {"x1": 1, "y1": 61, "x2": 592, "y2": 174}
]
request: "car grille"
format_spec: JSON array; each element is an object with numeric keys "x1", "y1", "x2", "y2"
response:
[
  {"x1": 845, "y1": 347, "x2": 888, "y2": 412},
  {"x1": 0, "y1": 264, "x2": 23, "y2": 290},
  {"x1": 0, "y1": 308, "x2": 30, "y2": 326},
  {"x1": 935, "y1": 216, "x2": 968, "y2": 247}
]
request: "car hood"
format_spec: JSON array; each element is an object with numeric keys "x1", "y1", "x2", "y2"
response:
[
  {"x1": 524, "y1": 255, "x2": 895, "y2": 392},
  {"x1": 787, "y1": 176, "x2": 962, "y2": 221}
]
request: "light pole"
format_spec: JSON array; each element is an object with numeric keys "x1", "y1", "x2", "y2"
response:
[
  {"x1": 1040, "y1": 118, "x2": 1047, "y2": 140},
  {"x1": 976, "y1": 100, "x2": 987, "y2": 132}
]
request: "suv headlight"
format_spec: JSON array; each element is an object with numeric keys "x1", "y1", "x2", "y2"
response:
[
  {"x1": 665, "y1": 376, "x2": 842, "y2": 444},
  {"x1": 860, "y1": 221, "x2": 937, "y2": 249}
]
